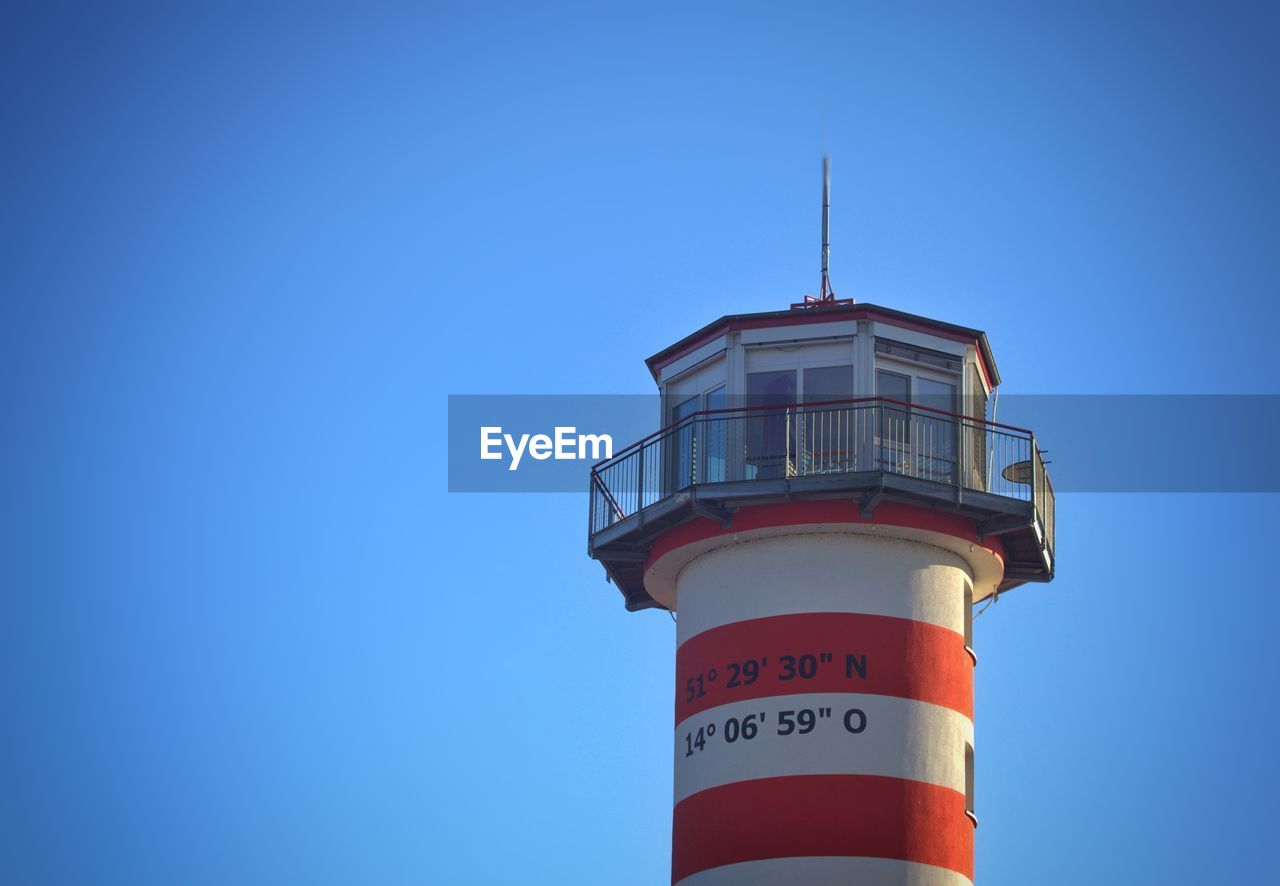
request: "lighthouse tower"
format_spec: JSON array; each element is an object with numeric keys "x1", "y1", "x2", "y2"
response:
[{"x1": 588, "y1": 167, "x2": 1054, "y2": 885}]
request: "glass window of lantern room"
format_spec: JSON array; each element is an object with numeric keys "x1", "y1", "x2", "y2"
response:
[
  {"x1": 744, "y1": 370, "x2": 796, "y2": 480},
  {"x1": 664, "y1": 375, "x2": 730, "y2": 491},
  {"x1": 800, "y1": 364, "x2": 854, "y2": 474},
  {"x1": 702, "y1": 385, "x2": 728, "y2": 483},
  {"x1": 876, "y1": 368, "x2": 910, "y2": 403},
  {"x1": 802, "y1": 364, "x2": 854, "y2": 403},
  {"x1": 670, "y1": 393, "x2": 699, "y2": 424},
  {"x1": 875, "y1": 339, "x2": 962, "y2": 484},
  {"x1": 916, "y1": 378, "x2": 958, "y2": 483},
  {"x1": 876, "y1": 369, "x2": 912, "y2": 473},
  {"x1": 667, "y1": 393, "x2": 700, "y2": 493},
  {"x1": 745, "y1": 368, "x2": 797, "y2": 405}
]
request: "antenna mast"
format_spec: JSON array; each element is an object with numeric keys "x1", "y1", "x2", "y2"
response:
[
  {"x1": 820, "y1": 154, "x2": 833, "y2": 300},
  {"x1": 793, "y1": 154, "x2": 852, "y2": 309}
]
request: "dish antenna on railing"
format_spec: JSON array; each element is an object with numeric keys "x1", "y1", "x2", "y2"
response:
[{"x1": 792, "y1": 155, "x2": 855, "y2": 310}]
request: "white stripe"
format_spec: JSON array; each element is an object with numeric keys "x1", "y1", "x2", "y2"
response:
[
  {"x1": 674, "y1": 533, "x2": 972, "y2": 647},
  {"x1": 674, "y1": 693, "x2": 972, "y2": 804},
  {"x1": 676, "y1": 855, "x2": 973, "y2": 886}
]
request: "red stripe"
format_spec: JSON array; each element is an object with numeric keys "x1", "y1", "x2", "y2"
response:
[
  {"x1": 672, "y1": 774, "x2": 973, "y2": 882},
  {"x1": 676, "y1": 612, "x2": 972, "y2": 723},
  {"x1": 647, "y1": 499, "x2": 1005, "y2": 577}
]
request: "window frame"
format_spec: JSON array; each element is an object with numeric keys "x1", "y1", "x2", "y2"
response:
[
  {"x1": 664, "y1": 383, "x2": 730, "y2": 490},
  {"x1": 875, "y1": 351, "x2": 962, "y2": 483}
]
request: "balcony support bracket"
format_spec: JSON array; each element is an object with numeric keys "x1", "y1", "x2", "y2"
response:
[
  {"x1": 976, "y1": 514, "x2": 1030, "y2": 541},
  {"x1": 860, "y1": 487, "x2": 885, "y2": 519},
  {"x1": 601, "y1": 548, "x2": 650, "y2": 563},
  {"x1": 692, "y1": 498, "x2": 733, "y2": 529}
]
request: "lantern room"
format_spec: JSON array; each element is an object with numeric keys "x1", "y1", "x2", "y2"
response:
[{"x1": 588, "y1": 301, "x2": 1055, "y2": 611}]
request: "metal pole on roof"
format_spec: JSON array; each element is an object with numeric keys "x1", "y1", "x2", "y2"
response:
[{"x1": 820, "y1": 155, "x2": 832, "y2": 300}]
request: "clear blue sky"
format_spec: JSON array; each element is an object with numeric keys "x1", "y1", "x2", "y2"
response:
[{"x1": 3, "y1": 2, "x2": 1278, "y2": 884}]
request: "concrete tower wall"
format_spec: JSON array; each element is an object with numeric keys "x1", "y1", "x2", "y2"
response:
[{"x1": 669, "y1": 532, "x2": 978, "y2": 885}]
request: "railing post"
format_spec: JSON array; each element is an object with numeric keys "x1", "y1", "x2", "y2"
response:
[
  {"x1": 637, "y1": 439, "x2": 646, "y2": 528},
  {"x1": 1029, "y1": 434, "x2": 1038, "y2": 513},
  {"x1": 778, "y1": 409, "x2": 788, "y2": 481},
  {"x1": 857, "y1": 401, "x2": 873, "y2": 472},
  {"x1": 690, "y1": 418, "x2": 698, "y2": 487}
]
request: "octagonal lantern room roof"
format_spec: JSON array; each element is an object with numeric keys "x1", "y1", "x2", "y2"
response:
[{"x1": 645, "y1": 302, "x2": 1001, "y2": 389}]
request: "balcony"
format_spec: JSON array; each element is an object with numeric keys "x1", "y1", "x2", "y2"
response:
[{"x1": 588, "y1": 397, "x2": 1055, "y2": 611}]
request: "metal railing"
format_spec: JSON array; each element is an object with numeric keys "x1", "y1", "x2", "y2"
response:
[
  {"x1": 1033, "y1": 445, "x2": 1055, "y2": 561},
  {"x1": 589, "y1": 396, "x2": 1054, "y2": 561}
]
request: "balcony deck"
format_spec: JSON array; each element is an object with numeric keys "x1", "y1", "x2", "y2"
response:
[{"x1": 588, "y1": 397, "x2": 1055, "y2": 611}]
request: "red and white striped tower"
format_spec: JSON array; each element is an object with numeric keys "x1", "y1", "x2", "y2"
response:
[
  {"x1": 658, "y1": 508, "x2": 988, "y2": 885},
  {"x1": 589, "y1": 171, "x2": 1054, "y2": 885},
  {"x1": 588, "y1": 298, "x2": 1055, "y2": 884}
]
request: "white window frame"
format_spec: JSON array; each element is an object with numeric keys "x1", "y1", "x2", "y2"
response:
[
  {"x1": 875, "y1": 353, "x2": 960, "y2": 412},
  {"x1": 874, "y1": 352, "x2": 962, "y2": 483},
  {"x1": 663, "y1": 380, "x2": 730, "y2": 490}
]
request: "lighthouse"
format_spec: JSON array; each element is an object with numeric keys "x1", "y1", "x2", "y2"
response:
[{"x1": 587, "y1": 165, "x2": 1054, "y2": 885}]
